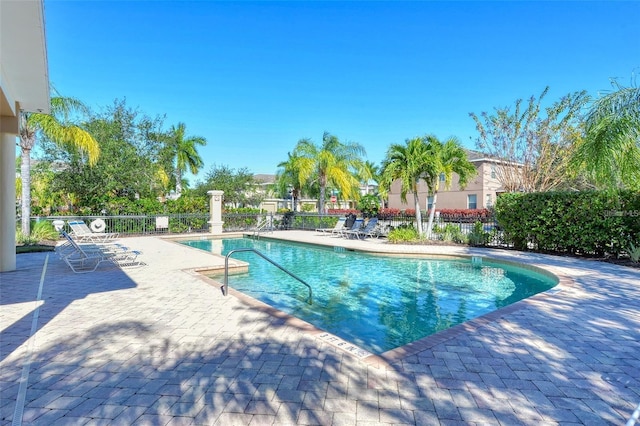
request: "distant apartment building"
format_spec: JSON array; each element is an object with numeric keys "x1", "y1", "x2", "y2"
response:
[{"x1": 387, "y1": 151, "x2": 511, "y2": 211}]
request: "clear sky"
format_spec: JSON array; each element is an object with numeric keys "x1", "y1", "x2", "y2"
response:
[{"x1": 44, "y1": 1, "x2": 639, "y2": 182}]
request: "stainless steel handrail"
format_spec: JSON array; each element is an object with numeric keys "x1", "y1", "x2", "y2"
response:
[
  {"x1": 222, "y1": 248, "x2": 313, "y2": 304},
  {"x1": 252, "y1": 216, "x2": 275, "y2": 238},
  {"x1": 253, "y1": 219, "x2": 266, "y2": 238}
]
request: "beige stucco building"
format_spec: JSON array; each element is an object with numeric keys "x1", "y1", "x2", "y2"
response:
[
  {"x1": 387, "y1": 152, "x2": 506, "y2": 212},
  {"x1": 0, "y1": 0, "x2": 50, "y2": 271}
]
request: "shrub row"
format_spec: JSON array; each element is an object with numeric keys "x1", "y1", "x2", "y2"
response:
[
  {"x1": 58, "y1": 196, "x2": 210, "y2": 216},
  {"x1": 438, "y1": 209, "x2": 492, "y2": 221},
  {"x1": 326, "y1": 209, "x2": 359, "y2": 215},
  {"x1": 378, "y1": 208, "x2": 491, "y2": 221},
  {"x1": 495, "y1": 190, "x2": 640, "y2": 256}
]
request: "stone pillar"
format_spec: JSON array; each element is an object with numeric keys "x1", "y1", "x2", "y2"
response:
[
  {"x1": 0, "y1": 131, "x2": 17, "y2": 271},
  {"x1": 207, "y1": 190, "x2": 224, "y2": 235}
]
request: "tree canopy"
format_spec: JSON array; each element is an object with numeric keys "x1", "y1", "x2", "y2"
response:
[
  {"x1": 18, "y1": 91, "x2": 99, "y2": 233},
  {"x1": 43, "y1": 99, "x2": 166, "y2": 212},
  {"x1": 381, "y1": 135, "x2": 475, "y2": 236},
  {"x1": 192, "y1": 164, "x2": 260, "y2": 208},
  {"x1": 291, "y1": 132, "x2": 366, "y2": 214},
  {"x1": 160, "y1": 122, "x2": 207, "y2": 196},
  {"x1": 470, "y1": 87, "x2": 589, "y2": 193},
  {"x1": 381, "y1": 137, "x2": 432, "y2": 235},
  {"x1": 572, "y1": 79, "x2": 640, "y2": 189}
]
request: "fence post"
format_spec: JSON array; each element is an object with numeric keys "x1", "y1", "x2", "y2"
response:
[{"x1": 207, "y1": 190, "x2": 225, "y2": 234}]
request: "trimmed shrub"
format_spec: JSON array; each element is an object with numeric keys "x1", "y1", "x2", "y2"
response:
[
  {"x1": 433, "y1": 223, "x2": 467, "y2": 244},
  {"x1": 468, "y1": 221, "x2": 490, "y2": 246},
  {"x1": 327, "y1": 208, "x2": 359, "y2": 215},
  {"x1": 495, "y1": 190, "x2": 640, "y2": 256},
  {"x1": 387, "y1": 224, "x2": 420, "y2": 243},
  {"x1": 357, "y1": 194, "x2": 380, "y2": 218},
  {"x1": 438, "y1": 208, "x2": 491, "y2": 222},
  {"x1": 378, "y1": 208, "x2": 401, "y2": 219}
]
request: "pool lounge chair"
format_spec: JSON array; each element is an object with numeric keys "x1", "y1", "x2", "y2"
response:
[
  {"x1": 57, "y1": 231, "x2": 143, "y2": 273},
  {"x1": 335, "y1": 217, "x2": 364, "y2": 237},
  {"x1": 344, "y1": 217, "x2": 380, "y2": 239},
  {"x1": 68, "y1": 220, "x2": 119, "y2": 243},
  {"x1": 316, "y1": 217, "x2": 346, "y2": 235}
]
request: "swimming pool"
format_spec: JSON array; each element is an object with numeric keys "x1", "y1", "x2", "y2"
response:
[{"x1": 182, "y1": 237, "x2": 557, "y2": 353}]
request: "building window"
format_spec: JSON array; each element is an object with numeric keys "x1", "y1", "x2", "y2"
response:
[
  {"x1": 468, "y1": 194, "x2": 477, "y2": 209},
  {"x1": 490, "y1": 164, "x2": 496, "y2": 179},
  {"x1": 439, "y1": 173, "x2": 445, "y2": 182},
  {"x1": 486, "y1": 194, "x2": 492, "y2": 208},
  {"x1": 427, "y1": 196, "x2": 434, "y2": 211}
]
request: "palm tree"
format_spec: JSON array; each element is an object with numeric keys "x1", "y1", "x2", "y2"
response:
[
  {"x1": 381, "y1": 137, "x2": 433, "y2": 235},
  {"x1": 421, "y1": 135, "x2": 477, "y2": 239},
  {"x1": 163, "y1": 122, "x2": 206, "y2": 196},
  {"x1": 293, "y1": 132, "x2": 366, "y2": 214},
  {"x1": 360, "y1": 160, "x2": 377, "y2": 193},
  {"x1": 19, "y1": 94, "x2": 99, "y2": 235},
  {"x1": 361, "y1": 160, "x2": 388, "y2": 209},
  {"x1": 276, "y1": 152, "x2": 304, "y2": 211},
  {"x1": 573, "y1": 78, "x2": 640, "y2": 189}
]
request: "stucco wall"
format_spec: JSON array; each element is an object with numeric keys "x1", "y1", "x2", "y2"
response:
[{"x1": 387, "y1": 160, "x2": 505, "y2": 211}]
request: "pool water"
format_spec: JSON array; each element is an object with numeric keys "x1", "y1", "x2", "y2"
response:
[{"x1": 182, "y1": 237, "x2": 557, "y2": 353}]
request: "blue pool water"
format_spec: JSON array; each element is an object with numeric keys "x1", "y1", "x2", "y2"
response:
[{"x1": 182, "y1": 237, "x2": 557, "y2": 353}]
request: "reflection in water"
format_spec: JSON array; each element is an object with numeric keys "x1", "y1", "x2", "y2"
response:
[{"x1": 209, "y1": 239, "x2": 223, "y2": 255}]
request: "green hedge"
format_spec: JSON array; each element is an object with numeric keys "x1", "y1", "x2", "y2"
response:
[
  {"x1": 103, "y1": 196, "x2": 208, "y2": 215},
  {"x1": 291, "y1": 215, "x2": 337, "y2": 230},
  {"x1": 495, "y1": 190, "x2": 640, "y2": 256}
]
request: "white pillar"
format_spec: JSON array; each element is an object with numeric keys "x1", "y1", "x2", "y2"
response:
[
  {"x1": 0, "y1": 131, "x2": 17, "y2": 271},
  {"x1": 207, "y1": 190, "x2": 224, "y2": 235}
]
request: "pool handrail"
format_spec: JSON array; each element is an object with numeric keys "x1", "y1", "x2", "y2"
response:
[
  {"x1": 252, "y1": 216, "x2": 274, "y2": 238},
  {"x1": 222, "y1": 248, "x2": 313, "y2": 305}
]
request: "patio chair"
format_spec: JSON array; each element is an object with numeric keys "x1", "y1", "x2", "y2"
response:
[
  {"x1": 68, "y1": 220, "x2": 119, "y2": 243},
  {"x1": 335, "y1": 217, "x2": 364, "y2": 237},
  {"x1": 57, "y1": 231, "x2": 143, "y2": 273},
  {"x1": 316, "y1": 217, "x2": 346, "y2": 235},
  {"x1": 344, "y1": 217, "x2": 379, "y2": 239}
]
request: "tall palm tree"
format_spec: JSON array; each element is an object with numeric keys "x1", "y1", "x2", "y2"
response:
[
  {"x1": 422, "y1": 135, "x2": 477, "y2": 239},
  {"x1": 381, "y1": 137, "x2": 433, "y2": 235},
  {"x1": 360, "y1": 160, "x2": 377, "y2": 193},
  {"x1": 361, "y1": 160, "x2": 386, "y2": 209},
  {"x1": 163, "y1": 122, "x2": 206, "y2": 196},
  {"x1": 573, "y1": 79, "x2": 640, "y2": 189},
  {"x1": 19, "y1": 95, "x2": 99, "y2": 235},
  {"x1": 293, "y1": 132, "x2": 366, "y2": 214},
  {"x1": 276, "y1": 151, "x2": 304, "y2": 211}
]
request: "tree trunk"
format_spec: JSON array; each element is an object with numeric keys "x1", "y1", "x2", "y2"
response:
[
  {"x1": 175, "y1": 167, "x2": 183, "y2": 196},
  {"x1": 319, "y1": 176, "x2": 327, "y2": 214},
  {"x1": 293, "y1": 188, "x2": 299, "y2": 212},
  {"x1": 20, "y1": 148, "x2": 32, "y2": 236},
  {"x1": 413, "y1": 189, "x2": 423, "y2": 236},
  {"x1": 426, "y1": 190, "x2": 438, "y2": 240}
]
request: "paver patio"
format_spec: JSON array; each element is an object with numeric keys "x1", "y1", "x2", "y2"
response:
[{"x1": 1, "y1": 232, "x2": 639, "y2": 425}]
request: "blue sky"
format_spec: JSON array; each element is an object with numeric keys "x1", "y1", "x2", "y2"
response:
[{"x1": 44, "y1": 1, "x2": 639, "y2": 181}]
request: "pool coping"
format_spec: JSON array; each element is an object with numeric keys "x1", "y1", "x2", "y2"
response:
[{"x1": 172, "y1": 232, "x2": 576, "y2": 369}]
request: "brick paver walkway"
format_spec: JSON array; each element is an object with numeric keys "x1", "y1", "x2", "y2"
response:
[{"x1": 1, "y1": 232, "x2": 639, "y2": 425}]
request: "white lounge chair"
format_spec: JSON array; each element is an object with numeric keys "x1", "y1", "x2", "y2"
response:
[
  {"x1": 316, "y1": 217, "x2": 346, "y2": 235},
  {"x1": 68, "y1": 220, "x2": 119, "y2": 243},
  {"x1": 57, "y1": 231, "x2": 143, "y2": 273}
]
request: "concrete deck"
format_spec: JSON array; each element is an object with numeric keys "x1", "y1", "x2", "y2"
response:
[{"x1": 1, "y1": 231, "x2": 639, "y2": 425}]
